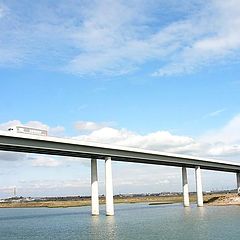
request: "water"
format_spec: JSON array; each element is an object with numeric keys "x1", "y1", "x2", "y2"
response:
[{"x1": 0, "y1": 203, "x2": 239, "y2": 240}]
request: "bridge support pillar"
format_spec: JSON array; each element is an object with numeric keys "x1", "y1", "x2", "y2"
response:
[
  {"x1": 91, "y1": 158, "x2": 99, "y2": 216},
  {"x1": 195, "y1": 166, "x2": 203, "y2": 207},
  {"x1": 105, "y1": 157, "x2": 114, "y2": 216},
  {"x1": 182, "y1": 167, "x2": 190, "y2": 207},
  {"x1": 237, "y1": 172, "x2": 240, "y2": 194}
]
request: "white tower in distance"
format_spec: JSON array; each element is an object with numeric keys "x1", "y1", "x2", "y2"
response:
[{"x1": 13, "y1": 187, "x2": 17, "y2": 197}]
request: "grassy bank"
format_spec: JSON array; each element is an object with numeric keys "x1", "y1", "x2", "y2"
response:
[{"x1": 0, "y1": 193, "x2": 228, "y2": 208}]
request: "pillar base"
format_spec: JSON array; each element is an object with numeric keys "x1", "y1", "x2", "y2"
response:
[
  {"x1": 92, "y1": 213, "x2": 100, "y2": 216},
  {"x1": 106, "y1": 213, "x2": 114, "y2": 216}
]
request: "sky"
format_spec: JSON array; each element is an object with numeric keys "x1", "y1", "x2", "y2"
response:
[{"x1": 0, "y1": 0, "x2": 240, "y2": 198}]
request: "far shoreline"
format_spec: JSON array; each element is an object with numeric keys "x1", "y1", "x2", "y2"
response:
[{"x1": 1, "y1": 193, "x2": 239, "y2": 209}]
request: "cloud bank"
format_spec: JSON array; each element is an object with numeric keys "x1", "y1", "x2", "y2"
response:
[{"x1": 73, "y1": 115, "x2": 240, "y2": 160}]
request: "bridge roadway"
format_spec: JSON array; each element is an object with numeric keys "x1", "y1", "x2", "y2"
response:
[{"x1": 0, "y1": 131, "x2": 240, "y2": 215}]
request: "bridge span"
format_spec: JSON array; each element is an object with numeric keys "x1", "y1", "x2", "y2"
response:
[{"x1": 0, "y1": 131, "x2": 240, "y2": 215}]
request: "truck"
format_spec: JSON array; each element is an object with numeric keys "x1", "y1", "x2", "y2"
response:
[{"x1": 8, "y1": 126, "x2": 48, "y2": 137}]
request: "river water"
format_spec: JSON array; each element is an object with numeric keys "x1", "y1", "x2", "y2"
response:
[{"x1": 0, "y1": 203, "x2": 239, "y2": 240}]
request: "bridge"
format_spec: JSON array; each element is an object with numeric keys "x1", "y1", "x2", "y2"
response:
[{"x1": 0, "y1": 130, "x2": 240, "y2": 216}]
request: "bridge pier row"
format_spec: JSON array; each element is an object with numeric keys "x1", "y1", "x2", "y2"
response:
[
  {"x1": 105, "y1": 157, "x2": 114, "y2": 216},
  {"x1": 237, "y1": 172, "x2": 240, "y2": 193},
  {"x1": 182, "y1": 167, "x2": 190, "y2": 207},
  {"x1": 91, "y1": 158, "x2": 99, "y2": 216},
  {"x1": 195, "y1": 166, "x2": 203, "y2": 207}
]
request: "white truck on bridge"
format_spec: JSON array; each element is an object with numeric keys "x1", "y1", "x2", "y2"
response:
[{"x1": 8, "y1": 126, "x2": 48, "y2": 137}]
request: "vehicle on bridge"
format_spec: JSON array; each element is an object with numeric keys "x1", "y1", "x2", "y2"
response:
[{"x1": 8, "y1": 126, "x2": 48, "y2": 136}]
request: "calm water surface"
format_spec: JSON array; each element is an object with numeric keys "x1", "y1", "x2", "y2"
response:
[{"x1": 0, "y1": 203, "x2": 239, "y2": 240}]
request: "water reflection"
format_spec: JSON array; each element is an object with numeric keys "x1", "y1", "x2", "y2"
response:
[
  {"x1": 91, "y1": 215, "x2": 100, "y2": 226},
  {"x1": 90, "y1": 215, "x2": 117, "y2": 240},
  {"x1": 106, "y1": 216, "x2": 116, "y2": 240},
  {"x1": 183, "y1": 206, "x2": 191, "y2": 218},
  {"x1": 90, "y1": 216, "x2": 100, "y2": 240},
  {"x1": 197, "y1": 206, "x2": 206, "y2": 219}
]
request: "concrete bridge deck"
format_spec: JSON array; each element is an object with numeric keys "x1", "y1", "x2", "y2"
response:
[{"x1": 0, "y1": 131, "x2": 239, "y2": 172}]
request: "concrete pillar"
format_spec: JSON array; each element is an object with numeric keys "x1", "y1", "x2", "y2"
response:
[
  {"x1": 195, "y1": 166, "x2": 203, "y2": 207},
  {"x1": 182, "y1": 167, "x2": 190, "y2": 207},
  {"x1": 91, "y1": 158, "x2": 99, "y2": 216},
  {"x1": 237, "y1": 172, "x2": 240, "y2": 194},
  {"x1": 105, "y1": 157, "x2": 114, "y2": 216}
]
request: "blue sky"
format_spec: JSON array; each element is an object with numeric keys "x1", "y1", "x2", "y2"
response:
[{"x1": 0, "y1": 0, "x2": 240, "y2": 197}]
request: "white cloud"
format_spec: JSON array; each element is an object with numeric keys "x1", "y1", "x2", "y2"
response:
[
  {"x1": 203, "y1": 108, "x2": 226, "y2": 119},
  {"x1": 31, "y1": 156, "x2": 61, "y2": 167},
  {"x1": 75, "y1": 127, "x2": 198, "y2": 154},
  {"x1": 49, "y1": 126, "x2": 65, "y2": 136},
  {"x1": 0, "y1": 120, "x2": 64, "y2": 136},
  {"x1": 54, "y1": 0, "x2": 240, "y2": 76},
  {"x1": 199, "y1": 114, "x2": 240, "y2": 144},
  {"x1": 73, "y1": 117, "x2": 240, "y2": 160},
  {"x1": 112, "y1": 163, "x2": 179, "y2": 189},
  {"x1": 66, "y1": 0, "x2": 240, "y2": 76},
  {"x1": 0, "y1": 186, "x2": 16, "y2": 194},
  {"x1": 153, "y1": 0, "x2": 240, "y2": 76},
  {"x1": 0, "y1": 3, "x2": 7, "y2": 18},
  {"x1": 0, "y1": 120, "x2": 22, "y2": 131},
  {"x1": 1, "y1": 1, "x2": 240, "y2": 76},
  {"x1": 207, "y1": 144, "x2": 240, "y2": 157},
  {"x1": 17, "y1": 179, "x2": 90, "y2": 192},
  {"x1": 197, "y1": 114, "x2": 240, "y2": 157},
  {"x1": 65, "y1": 0, "x2": 152, "y2": 75},
  {"x1": 0, "y1": 7, "x2": 3, "y2": 18},
  {"x1": 208, "y1": 109, "x2": 226, "y2": 117},
  {"x1": 0, "y1": 120, "x2": 47, "y2": 132},
  {"x1": 75, "y1": 121, "x2": 111, "y2": 132}
]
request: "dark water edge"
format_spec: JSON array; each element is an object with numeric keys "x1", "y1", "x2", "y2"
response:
[
  {"x1": 148, "y1": 202, "x2": 174, "y2": 205},
  {"x1": 0, "y1": 203, "x2": 239, "y2": 240}
]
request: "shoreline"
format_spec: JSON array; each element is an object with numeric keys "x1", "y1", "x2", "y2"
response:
[
  {"x1": 1, "y1": 193, "x2": 238, "y2": 208},
  {"x1": 206, "y1": 193, "x2": 240, "y2": 206}
]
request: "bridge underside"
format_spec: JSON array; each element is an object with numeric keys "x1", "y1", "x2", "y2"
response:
[{"x1": 0, "y1": 135, "x2": 239, "y2": 173}]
